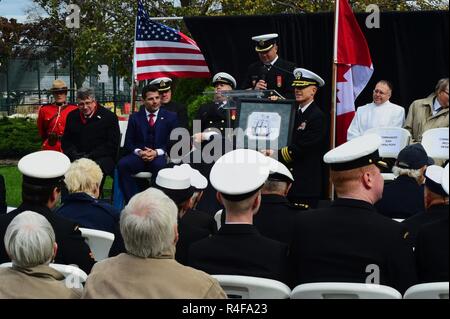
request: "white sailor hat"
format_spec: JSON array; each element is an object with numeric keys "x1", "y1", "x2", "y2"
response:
[
  {"x1": 425, "y1": 165, "x2": 447, "y2": 196},
  {"x1": 18, "y1": 150, "x2": 71, "y2": 185},
  {"x1": 212, "y1": 72, "x2": 236, "y2": 89},
  {"x1": 324, "y1": 134, "x2": 387, "y2": 171},
  {"x1": 292, "y1": 68, "x2": 325, "y2": 88},
  {"x1": 173, "y1": 164, "x2": 208, "y2": 190},
  {"x1": 155, "y1": 167, "x2": 195, "y2": 205},
  {"x1": 149, "y1": 77, "x2": 172, "y2": 92},
  {"x1": 267, "y1": 157, "x2": 294, "y2": 183},
  {"x1": 442, "y1": 164, "x2": 449, "y2": 195},
  {"x1": 210, "y1": 148, "x2": 270, "y2": 202},
  {"x1": 252, "y1": 33, "x2": 279, "y2": 52}
]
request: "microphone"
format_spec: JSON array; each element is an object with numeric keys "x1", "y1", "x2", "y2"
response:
[{"x1": 259, "y1": 65, "x2": 269, "y2": 81}]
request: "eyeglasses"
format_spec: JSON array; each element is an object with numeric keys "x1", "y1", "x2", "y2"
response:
[{"x1": 373, "y1": 89, "x2": 387, "y2": 95}]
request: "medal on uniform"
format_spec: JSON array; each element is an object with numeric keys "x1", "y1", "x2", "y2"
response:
[
  {"x1": 230, "y1": 109, "x2": 236, "y2": 121},
  {"x1": 277, "y1": 75, "x2": 282, "y2": 88},
  {"x1": 297, "y1": 121, "x2": 307, "y2": 130}
]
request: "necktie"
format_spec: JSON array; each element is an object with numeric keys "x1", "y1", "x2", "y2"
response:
[{"x1": 148, "y1": 113, "x2": 155, "y2": 127}]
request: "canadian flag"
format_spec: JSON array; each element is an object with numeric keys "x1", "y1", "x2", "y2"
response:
[{"x1": 335, "y1": 0, "x2": 374, "y2": 145}]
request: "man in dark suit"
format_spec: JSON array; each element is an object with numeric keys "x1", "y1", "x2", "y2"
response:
[
  {"x1": 188, "y1": 149, "x2": 289, "y2": 284},
  {"x1": 62, "y1": 87, "x2": 120, "y2": 178},
  {"x1": 253, "y1": 157, "x2": 306, "y2": 245},
  {"x1": 402, "y1": 165, "x2": 449, "y2": 246},
  {"x1": 241, "y1": 33, "x2": 295, "y2": 99},
  {"x1": 289, "y1": 134, "x2": 417, "y2": 294},
  {"x1": 0, "y1": 151, "x2": 95, "y2": 274},
  {"x1": 117, "y1": 85, "x2": 178, "y2": 203},
  {"x1": 376, "y1": 143, "x2": 433, "y2": 218},
  {"x1": 150, "y1": 77, "x2": 189, "y2": 130},
  {"x1": 263, "y1": 68, "x2": 326, "y2": 209}
]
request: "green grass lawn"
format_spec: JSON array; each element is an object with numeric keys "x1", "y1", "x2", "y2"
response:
[{"x1": 0, "y1": 165, "x2": 113, "y2": 208}]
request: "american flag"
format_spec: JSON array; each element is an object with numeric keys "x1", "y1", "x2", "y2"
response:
[{"x1": 133, "y1": 1, "x2": 210, "y2": 81}]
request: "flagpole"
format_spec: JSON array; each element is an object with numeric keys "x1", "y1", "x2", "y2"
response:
[{"x1": 329, "y1": 0, "x2": 340, "y2": 200}]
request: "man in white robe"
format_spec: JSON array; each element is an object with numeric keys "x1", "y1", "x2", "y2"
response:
[{"x1": 347, "y1": 80, "x2": 405, "y2": 140}]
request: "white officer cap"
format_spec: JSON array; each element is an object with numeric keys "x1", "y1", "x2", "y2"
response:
[
  {"x1": 173, "y1": 164, "x2": 208, "y2": 190},
  {"x1": 150, "y1": 77, "x2": 172, "y2": 92},
  {"x1": 155, "y1": 167, "x2": 195, "y2": 205},
  {"x1": 292, "y1": 68, "x2": 325, "y2": 88},
  {"x1": 212, "y1": 72, "x2": 236, "y2": 89},
  {"x1": 267, "y1": 157, "x2": 294, "y2": 183},
  {"x1": 324, "y1": 134, "x2": 387, "y2": 171},
  {"x1": 210, "y1": 148, "x2": 270, "y2": 201},
  {"x1": 425, "y1": 165, "x2": 447, "y2": 196},
  {"x1": 252, "y1": 33, "x2": 279, "y2": 52},
  {"x1": 442, "y1": 164, "x2": 449, "y2": 195},
  {"x1": 18, "y1": 150, "x2": 71, "y2": 185}
]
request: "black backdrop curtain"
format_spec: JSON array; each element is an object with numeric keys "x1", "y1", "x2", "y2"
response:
[{"x1": 185, "y1": 11, "x2": 449, "y2": 198}]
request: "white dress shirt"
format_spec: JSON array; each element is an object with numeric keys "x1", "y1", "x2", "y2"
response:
[{"x1": 347, "y1": 101, "x2": 405, "y2": 140}]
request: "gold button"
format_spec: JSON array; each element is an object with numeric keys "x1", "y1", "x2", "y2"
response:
[
  {"x1": 209, "y1": 121, "x2": 213, "y2": 124},
  {"x1": 221, "y1": 120, "x2": 224, "y2": 123}
]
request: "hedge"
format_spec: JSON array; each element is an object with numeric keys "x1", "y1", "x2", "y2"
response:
[{"x1": 0, "y1": 117, "x2": 41, "y2": 159}]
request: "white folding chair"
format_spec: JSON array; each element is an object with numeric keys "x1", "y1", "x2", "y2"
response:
[
  {"x1": 290, "y1": 282, "x2": 402, "y2": 299},
  {"x1": 365, "y1": 127, "x2": 411, "y2": 158},
  {"x1": 212, "y1": 275, "x2": 291, "y2": 299},
  {"x1": 0, "y1": 262, "x2": 88, "y2": 283},
  {"x1": 78, "y1": 227, "x2": 115, "y2": 262},
  {"x1": 214, "y1": 209, "x2": 223, "y2": 230},
  {"x1": 421, "y1": 127, "x2": 449, "y2": 160},
  {"x1": 403, "y1": 282, "x2": 449, "y2": 299},
  {"x1": 118, "y1": 120, "x2": 128, "y2": 148},
  {"x1": 6, "y1": 206, "x2": 16, "y2": 213}
]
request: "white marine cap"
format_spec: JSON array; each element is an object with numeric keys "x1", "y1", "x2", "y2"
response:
[
  {"x1": 18, "y1": 150, "x2": 71, "y2": 185},
  {"x1": 442, "y1": 164, "x2": 449, "y2": 195},
  {"x1": 425, "y1": 165, "x2": 447, "y2": 196},
  {"x1": 292, "y1": 68, "x2": 325, "y2": 88},
  {"x1": 173, "y1": 164, "x2": 208, "y2": 190},
  {"x1": 149, "y1": 77, "x2": 172, "y2": 92},
  {"x1": 323, "y1": 134, "x2": 387, "y2": 171},
  {"x1": 210, "y1": 148, "x2": 270, "y2": 201},
  {"x1": 251, "y1": 33, "x2": 279, "y2": 52},
  {"x1": 267, "y1": 157, "x2": 294, "y2": 183},
  {"x1": 212, "y1": 72, "x2": 236, "y2": 89},
  {"x1": 155, "y1": 167, "x2": 195, "y2": 205}
]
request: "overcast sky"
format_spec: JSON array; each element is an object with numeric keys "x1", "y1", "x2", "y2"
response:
[{"x1": 0, "y1": 0, "x2": 48, "y2": 22}]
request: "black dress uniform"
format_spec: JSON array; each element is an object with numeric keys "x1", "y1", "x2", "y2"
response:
[
  {"x1": 253, "y1": 194, "x2": 306, "y2": 244},
  {"x1": 241, "y1": 58, "x2": 296, "y2": 99},
  {"x1": 415, "y1": 217, "x2": 449, "y2": 283},
  {"x1": 278, "y1": 101, "x2": 326, "y2": 208},
  {"x1": 188, "y1": 224, "x2": 289, "y2": 284},
  {"x1": 163, "y1": 101, "x2": 189, "y2": 130},
  {"x1": 176, "y1": 208, "x2": 217, "y2": 265},
  {"x1": 375, "y1": 175, "x2": 425, "y2": 219},
  {"x1": 289, "y1": 198, "x2": 418, "y2": 293},
  {"x1": 0, "y1": 203, "x2": 95, "y2": 274}
]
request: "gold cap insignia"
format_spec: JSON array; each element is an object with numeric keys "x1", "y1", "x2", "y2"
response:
[{"x1": 160, "y1": 80, "x2": 166, "y2": 87}]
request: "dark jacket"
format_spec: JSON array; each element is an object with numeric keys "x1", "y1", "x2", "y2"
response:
[
  {"x1": 289, "y1": 198, "x2": 417, "y2": 293},
  {"x1": 241, "y1": 58, "x2": 296, "y2": 99},
  {"x1": 278, "y1": 102, "x2": 326, "y2": 199},
  {"x1": 163, "y1": 101, "x2": 189, "y2": 130},
  {"x1": 253, "y1": 194, "x2": 305, "y2": 244},
  {"x1": 0, "y1": 203, "x2": 95, "y2": 274},
  {"x1": 375, "y1": 175, "x2": 425, "y2": 218},
  {"x1": 415, "y1": 217, "x2": 449, "y2": 283},
  {"x1": 175, "y1": 208, "x2": 217, "y2": 265},
  {"x1": 62, "y1": 104, "x2": 120, "y2": 175},
  {"x1": 56, "y1": 192, "x2": 120, "y2": 234},
  {"x1": 402, "y1": 204, "x2": 449, "y2": 246},
  {"x1": 0, "y1": 175, "x2": 5, "y2": 215},
  {"x1": 188, "y1": 223, "x2": 289, "y2": 284}
]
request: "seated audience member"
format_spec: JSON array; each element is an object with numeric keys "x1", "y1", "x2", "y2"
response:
[
  {"x1": 62, "y1": 87, "x2": 120, "y2": 179},
  {"x1": 0, "y1": 174, "x2": 5, "y2": 214},
  {"x1": 375, "y1": 144, "x2": 433, "y2": 218},
  {"x1": 57, "y1": 158, "x2": 120, "y2": 234},
  {"x1": 155, "y1": 164, "x2": 216, "y2": 265},
  {"x1": 82, "y1": 188, "x2": 226, "y2": 299},
  {"x1": 253, "y1": 157, "x2": 305, "y2": 244},
  {"x1": 414, "y1": 164, "x2": 449, "y2": 283},
  {"x1": 347, "y1": 80, "x2": 405, "y2": 140},
  {"x1": 0, "y1": 151, "x2": 95, "y2": 274},
  {"x1": 402, "y1": 165, "x2": 449, "y2": 246},
  {"x1": 188, "y1": 149, "x2": 289, "y2": 284},
  {"x1": 404, "y1": 78, "x2": 449, "y2": 143},
  {"x1": 0, "y1": 211, "x2": 81, "y2": 299},
  {"x1": 289, "y1": 134, "x2": 417, "y2": 294},
  {"x1": 117, "y1": 85, "x2": 178, "y2": 203}
]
